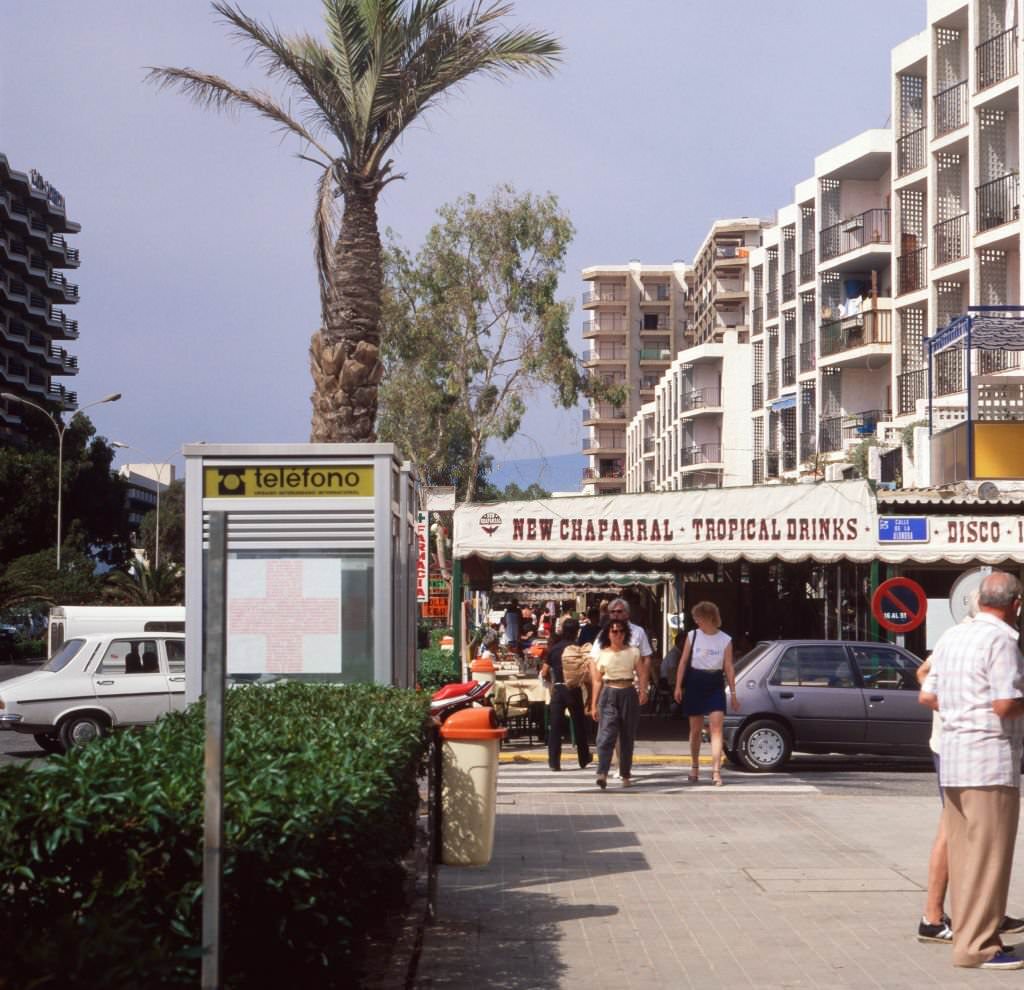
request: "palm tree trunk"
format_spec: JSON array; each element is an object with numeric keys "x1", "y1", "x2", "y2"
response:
[{"x1": 310, "y1": 180, "x2": 384, "y2": 442}]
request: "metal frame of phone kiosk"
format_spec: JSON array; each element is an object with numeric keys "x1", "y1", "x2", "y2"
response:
[{"x1": 183, "y1": 443, "x2": 417, "y2": 703}]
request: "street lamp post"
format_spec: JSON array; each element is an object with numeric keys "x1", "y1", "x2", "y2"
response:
[{"x1": 1, "y1": 391, "x2": 121, "y2": 569}]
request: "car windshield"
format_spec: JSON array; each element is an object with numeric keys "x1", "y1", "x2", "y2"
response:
[
  {"x1": 43, "y1": 638, "x2": 86, "y2": 672},
  {"x1": 733, "y1": 642, "x2": 773, "y2": 676}
]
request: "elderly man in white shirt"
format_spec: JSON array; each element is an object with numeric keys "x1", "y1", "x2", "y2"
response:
[{"x1": 920, "y1": 570, "x2": 1024, "y2": 971}]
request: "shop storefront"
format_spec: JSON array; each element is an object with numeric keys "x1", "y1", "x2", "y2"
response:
[{"x1": 453, "y1": 479, "x2": 1024, "y2": 663}]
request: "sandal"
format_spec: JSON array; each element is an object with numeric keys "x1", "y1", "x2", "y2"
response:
[
  {"x1": 712, "y1": 771, "x2": 724, "y2": 787},
  {"x1": 688, "y1": 768, "x2": 700, "y2": 783}
]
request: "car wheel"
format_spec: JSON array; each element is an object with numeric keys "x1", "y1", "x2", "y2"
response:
[
  {"x1": 33, "y1": 733, "x2": 64, "y2": 755},
  {"x1": 59, "y1": 713, "x2": 107, "y2": 750},
  {"x1": 736, "y1": 719, "x2": 792, "y2": 772}
]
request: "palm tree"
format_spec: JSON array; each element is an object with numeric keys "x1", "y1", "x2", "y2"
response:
[
  {"x1": 105, "y1": 560, "x2": 184, "y2": 606},
  {"x1": 148, "y1": 1, "x2": 561, "y2": 442}
]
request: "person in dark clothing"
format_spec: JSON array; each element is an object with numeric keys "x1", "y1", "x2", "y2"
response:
[
  {"x1": 577, "y1": 605, "x2": 601, "y2": 646},
  {"x1": 541, "y1": 618, "x2": 592, "y2": 771}
]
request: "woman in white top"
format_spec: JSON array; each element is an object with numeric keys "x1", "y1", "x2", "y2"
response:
[{"x1": 673, "y1": 601, "x2": 740, "y2": 786}]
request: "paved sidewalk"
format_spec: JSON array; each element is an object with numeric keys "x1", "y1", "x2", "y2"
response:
[{"x1": 415, "y1": 761, "x2": 1024, "y2": 989}]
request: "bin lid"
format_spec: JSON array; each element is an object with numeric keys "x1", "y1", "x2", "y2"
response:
[
  {"x1": 440, "y1": 706, "x2": 507, "y2": 740},
  {"x1": 470, "y1": 657, "x2": 495, "y2": 673}
]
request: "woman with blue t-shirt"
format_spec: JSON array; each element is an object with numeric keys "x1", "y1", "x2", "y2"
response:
[{"x1": 673, "y1": 601, "x2": 740, "y2": 786}]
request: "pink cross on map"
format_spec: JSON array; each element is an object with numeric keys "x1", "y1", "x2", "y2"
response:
[{"x1": 227, "y1": 558, "x2": 340, "y2": 673}]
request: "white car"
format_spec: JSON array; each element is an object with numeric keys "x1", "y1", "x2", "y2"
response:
[{"x1": 0, "y1": 632, "x2": 186, "y2": 753}]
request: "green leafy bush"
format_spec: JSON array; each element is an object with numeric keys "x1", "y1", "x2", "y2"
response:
[
  {"x1": 417, "y1": 645, "x2": 460, "y2": 693},
  {"x1": 14, "y1": 637, "x2": 43, "y2": 661},
  {"x1": 0, "y1": 682, "x2": 430, "y2": 988}
]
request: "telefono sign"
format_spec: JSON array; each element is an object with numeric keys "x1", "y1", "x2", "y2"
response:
[{"x1": 203, "y1": 465, "x2": 374, "y2": 498}]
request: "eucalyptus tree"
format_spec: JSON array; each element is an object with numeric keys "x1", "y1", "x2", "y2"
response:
[{"x1": 148, "y1": 1, "x2": 561, "y2": 442}]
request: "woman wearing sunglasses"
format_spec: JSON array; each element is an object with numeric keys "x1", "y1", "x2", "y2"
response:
[{"x1": 590, "y1": 620, "x2": 649, "y2": 789}]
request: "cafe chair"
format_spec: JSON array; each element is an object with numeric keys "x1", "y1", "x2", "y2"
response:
[{"x1": 498, "y1": 690, "x2": 534, "y2": 745}]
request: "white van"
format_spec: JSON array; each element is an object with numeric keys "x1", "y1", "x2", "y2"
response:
[{"x1": 48, "y1": 606, "x2": 185, "y2": 658}]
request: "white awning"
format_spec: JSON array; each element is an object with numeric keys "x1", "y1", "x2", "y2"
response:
[{"x1": 454, "y1": 479, "x2": 1024, "y2": 566}]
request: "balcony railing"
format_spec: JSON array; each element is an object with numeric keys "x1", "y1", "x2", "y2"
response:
[
  {"x1": 976, "y1": 172, "x2": 1020, "y2": 232},
  {"x1": 767, "y1": 370, "x2": 779, "y2": 399},
  {"x1": 820, "y1": 310, "x2": 892, "y2": 357},
  {"x1": 766, "y1": 289, "x2": 779, "y2": 320},
  {"x1": 842, "y1": 409, "x2": 890, "y2": 442},
  {"x1": 819, "y1": 417, "x2": 843, "y2": 453},
  {"x1": 751, "y1": 457, "x2": 765, "y2": 485},
  {"x1": 639, "y1": 347, "x2": 672, "y2": 361},
  {"x1": 799, "y1": 249, "x2": 815, "y2": 284},
  {"x1": 752, "y1": 306, "x2": 764, "y2": 335},
  {"x1": 935, "y1": 348, "x2": 965, "y2": 396},
  {"x1": 581, "y1": 465, "x2": 624, "y2": 481},
  {"x1": 934, "y1": 80, "x2": 968, "y2": 136},
  {"x1": 640, "y1": 376, "x2": 660, "y2": 391},
  {"x1": 751, "y1": 382, "x2": 763, "y2": 409},
  {"x1": 977, "y1": 26, "x2": 1018, "y2": 91},
  {"x1": 781, "y1": 270, "x2": 796, "y2": 302},
  {"x1": 782, "y1": 445, "x2": 797, "y2": 472},
  {"x1": 897, "y1": 367, "x2": 926, "y2": 415},
  {"x1": 641, "y1": 285, "x2": 671, "y2": 303},
  {"x1": 585, "y1": 404, "x2": 627, "y2": 421},
  {"x1": 934, "y1": 213, "x2": 968, "y2": 265},
  {"x1": 582, "y1": 318, "x2": 626, "y2": 335},
  {"x1": 642, "y1": 436, "x2": 654, "y2": 454},
  {"x1": 681, "y1": 386, "x2": 722, "y2": 411},
  {"x1": 978, "y1": 349, "x2": 1021, "y2": 374},
  {"x1": 681, "y1": 442, "x2": 723, "y2": 467},
  {"x1": 897, "y1": 126, "x2": 926, "y2": 177},
  {"x1": 800, "y1": 339, "x2": 816, "y2": 373},
  {"x1": 582, "y1": 287, "x2": 626, "y2": 305},
  {"x1": 765, "y1": 450, "x2": 780, "y2": 478},
  {"x1": 781, "y1": 354, "x2": 796, "y2": 386},
  {"x1": 582, "y1": 435, "x2": 625, "y2": 452},
  {"x1": 583, "y1": 345, "x2": 628, "y2": 362},
  {"x1": 821, "y1": 410, "x2": 891, "y2": 450},
  {"x1": 799, "y1": 432, "x2": 816, "y2": 462},
  {"x1": 819, "y1": 209, "x2": 891, "y2": 262},
  {"x1": 897, "y1": 246, "x2": 927, "y2": 294}
]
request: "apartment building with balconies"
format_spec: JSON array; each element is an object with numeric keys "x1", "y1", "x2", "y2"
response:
[
  {"x1": 689, "y1": 219, "x2": 765, "y2": 347},
  {"x1": 891, "y1": 0, "x2": 1023, "y2": 486},
  {"x1": 748, "y1": 129, "x2": 896, "y2": 484},
  {"x1": 637, "y1": 328, "x2": 752, "y2": 492},
  {"x1": 580, "y1": 261, "x2": 691, "y2": 494},
  {"x1": 0, "y1": 154, "x2": 81, "y2": 444},
  {"x1": 625, "y1": 402, "x2": 657, "y2": 493}
]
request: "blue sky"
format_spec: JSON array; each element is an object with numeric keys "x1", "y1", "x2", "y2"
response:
[{"x1": 2, "y1": 0, "x2": 926, "y2": 482}]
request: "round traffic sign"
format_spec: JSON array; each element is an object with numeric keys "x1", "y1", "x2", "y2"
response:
[{"x1": 871, "y1": 577, "x2": 928, "y2": 634}]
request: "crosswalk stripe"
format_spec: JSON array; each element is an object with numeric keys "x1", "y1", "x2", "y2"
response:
[{"x1": 496, "y1": 762, "x2": 820, "y2": 795}]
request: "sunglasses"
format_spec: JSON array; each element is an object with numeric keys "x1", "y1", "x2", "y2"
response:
[{"x1": 609, "y1": 626, "x2": 627, "y2": 634}]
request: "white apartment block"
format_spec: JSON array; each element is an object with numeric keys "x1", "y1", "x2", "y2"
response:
[
  {"x1": 618, "y1": 0, "x2": 1022, "y2": 495},
  {"x1": 581, "y1": 262, "x2": 690, "y2": 495}
]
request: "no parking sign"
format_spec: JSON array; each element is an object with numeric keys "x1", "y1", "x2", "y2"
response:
[{"x1": 871, "y1": 577, "x2": 928, "y2": 634}]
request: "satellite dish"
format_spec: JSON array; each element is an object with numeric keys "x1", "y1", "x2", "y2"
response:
[
  {"x1": 977, "y1": 481, "x2": 1000, "y2": 500},
  {"x1": 950, "y1": 566, "x2": 992, "y2": 623}
]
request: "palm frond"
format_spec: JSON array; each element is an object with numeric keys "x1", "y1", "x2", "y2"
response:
[
  {"x1": 313, "y1": 165, "x2": 339, "y2": 314},
  {"x1": 145, "y1": 65, "x2": 333, "y2": 160},
  {"x1": 362, "y1": 0, "x2": 562, "y2": 173},
  {"x1": 212, "y1": 2, "x2": 359, "y2": 156}
]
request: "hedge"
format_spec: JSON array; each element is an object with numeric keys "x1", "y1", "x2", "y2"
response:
[{"x1": 0, "y1": 682, "x2": 431, "y2": 989}]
